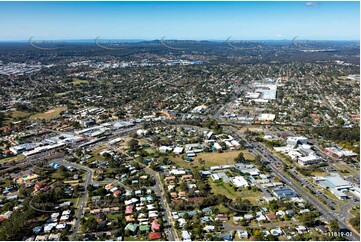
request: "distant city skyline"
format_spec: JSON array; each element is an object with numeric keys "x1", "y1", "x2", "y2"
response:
[{"x1": 0, "y1": 1, "x2": 359, "y2": 41}]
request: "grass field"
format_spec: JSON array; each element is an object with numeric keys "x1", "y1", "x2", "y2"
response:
[
  {"x1": 350, "y1": 206, "x2": 360, "y2": 217},
  {"x1": 210, "y1": 179, "x2": 237, "y2": 200},
  {"x1": 238, "y1": 190, "x2": 263, "y2": 205},
  {"x1": 30, "y1": 106, "x2": 67, "y2": 120},
  {"x1": 210, "y1": 178, "x2": 263, "y2": 204},
  {"x1": 311, "y1": 171, "x2": 329, "y2": 177},
  {"x1": 144, "y1": 148, "x2": 155, "y2": 154},
  {"x1": 55, "y1": 92, "x2": 70, "y2": 97},
  {"x1": 88, "y1": 145, "x2": 108, "y2": 162},
  {"x1": 106, "y1": 213, "x2": 123, "y2": 220},
  {"x1": 124, "y1": 236, "x2": 148, "y2": 241},
  {"x1": 63, "y1": 180, "x2": 80, "y2": 185},
  {"x1": 10, "y1": 110, "x2": 31, "y2": 119},
  {"x1": 333, "y1": 76, "x2": 356, "y2": 82},
  {"x1": 239, "y1": 126, "x2": 264, "y2": 132},
  {"x1": 334, "y1": 163, "x2": 354, "y2": 175},
  {"x1": 0, "y1": 154, "x2": 25, "y2": 165},
  {"x1": 72, "y1": 78, "x2": 89, "y2": 85},
  {"x1": 171, "y1": 150, "x2": 254, "y2": 168}
]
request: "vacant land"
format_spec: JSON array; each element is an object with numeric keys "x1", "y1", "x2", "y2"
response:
[
  {"x1": 144, "y1": 148, "x2": 155, "y2": 154},
  {"x1": 210, "y1": 179, "x2": 237, "y2": 200},
  {"x1": 89, "y1": 145, "x2": 109, "y2": 162},
  {"x1": 10, "y1": 110, "x2": 31, "y2": 119},
  {"x1": 72, "y1": 78, "x2": 89, "y2": 85},
  {"x1": 171, "y1": 150, "x2": 254, "y2": 168},
  {"x1": 210, "y1": 179, "x2": 262, "y2": 204},
  {"x1": 350, "y1": 206, "x2": 360, "y2": 217},
  {"x1": 0, "y1": 154, "x2": 25, "y2": 165},
  {"x1": 311, "y1": 171, "x2": 329, "y2": 177},
  {"x1": 334, "y1": 163, "x2": 355, "y2": 176},
  {"x1": 30, "y1": 106, "x2": 67, "y2": 120},
  {"x1": 198, "y1": 150, "x2": 254, "y2": 165},
  {"x1": 238, "y1": 190, "x2": 263, "y2": 205},
  {"x1": 239, "y1": 126, "x2": 264, "y2": 132}
]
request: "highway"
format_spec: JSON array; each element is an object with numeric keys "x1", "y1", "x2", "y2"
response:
[{"x1": 226, "y1": 126, "x2": 360, "y2": 241}]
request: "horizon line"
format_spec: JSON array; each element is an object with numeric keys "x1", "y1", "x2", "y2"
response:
[{"x1": 0, "y1": 38, "x2": 360, "y2": 42}]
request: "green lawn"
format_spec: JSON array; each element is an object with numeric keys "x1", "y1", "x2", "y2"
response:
[
  {"x1": 124, "y1": 236, "x2": 147, "y2": 241},
  {"x1": 51, "y1": 170, "x2": 66, "y2": 179},
  {"x1": 0, "y1": 154, "x2": 25, "y2": 165},
  {"x1": 213, "y1": 204, "x2": 231, "y2": 214},
  {"x1": 350, "y1": 206, "x2": 360, "y2": 217},
  {"x1": 87, "y1": 145, "x2": 108, "y2": 162},
  {"x1": 171, "y1": 150, "x2": 254, "y2": 169},
  {"x1": 106, "y1": 213, "x2": 123, "y2": 220},
  {"x1": 238, "y1": 190, "x2": 263, "y2": 205},
  {"x1": 210, "y1": 179, "x2": 237, "y2": 200},
  {"x1": 334, "y1": 163, "x2": 353, "y2": 175},
  {"x1": 72, "y1": 78, "x2": 89, "y2": 85},
  {"x1": 144, "y1": 148, "x2": 155, "y2": 154},
  {"x1": 10, "y1": 110, "x2": 31, "y2": 119},
  {"x1": 30, "y1": 106, "x2": 67, "y2": 120}
]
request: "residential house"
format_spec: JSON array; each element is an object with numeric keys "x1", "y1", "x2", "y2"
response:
[{"x1": 149, "y1": 232, "x2": 162, "y2": 240}]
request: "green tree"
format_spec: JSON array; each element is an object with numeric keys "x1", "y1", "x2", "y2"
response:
[
  {"x1": 127, "y1": 139, "x2": 139, "y2": 151},
  {"x1": 83, "y1": 217, "x2": 98, "y2": 232},
  {"x1": 235, "y1": 152, "x2": 246, "y2": 162},
  {"x1": 329, "y1": 220, "x2": 340, "y2": 232}
]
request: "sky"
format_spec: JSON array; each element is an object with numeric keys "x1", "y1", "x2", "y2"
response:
[{"x1": 0, "y1": 1, "x2": 359, "y2": 41}]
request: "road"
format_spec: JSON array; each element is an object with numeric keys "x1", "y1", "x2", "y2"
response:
[
  {"x1": 152, "y1": 170, "x2": 178, "y2": 241},
  {"x1": 17, "y1": 108, "x2": 358, "y2": 241},
  {"x1": 57, "y1": 160, "x2": 93, "y2": 240},
  {"x1": 226, "y1": 126, "x2": 360, "y2": 241},
  {"x1": 130, "y1": 157, "x2": 178, "y2": 241},
  {"x1": 314, "y1": 77, "x2": 336, "y2": 114},
  {"x1": 339, "y1": 201, "x2": 359, "y2": 223}
]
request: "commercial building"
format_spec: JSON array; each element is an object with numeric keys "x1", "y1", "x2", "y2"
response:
[
  {"x1": 324, "y1": 147, "x2": 357, "y2": 158},
  {"x1": 173, "y1": 147, "x2": 184, "y2": 154},
  {"x1": 273, "y1": 187, "x2": 298, "y2": 199},
  {"x1": 313, "y1": 173, "x2": 354, "y2": 200},
  {"x1": 9, "y1": 143, "x2": 40, "y2": 155},
  {"x1": 231, "y1": 176, "x2": 249, "y2": 188},
  {"x1": 245, "y1": 92, "x2": 261, "y2": 99},
  {"x1": 258, "y1": 113, "x2": 276, "y2": 122},
  {"x1": 213, "y1": 143, "x2": 222, "y2": 151},
  {"x1": 231, "y1": 140, "x2": 241, "y2": 149},
  {"x1": 298, "y1": 155, "x2": 323, "y2": 166},
  {"x1": 286, "y1": 136, "x2": 308, "y2": 147}
]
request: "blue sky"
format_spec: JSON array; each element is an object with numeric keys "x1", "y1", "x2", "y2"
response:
[{"x1": 0, "y1": 1, "x2": 359, "y2": 40}]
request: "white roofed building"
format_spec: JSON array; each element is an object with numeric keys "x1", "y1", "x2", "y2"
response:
[{"x1": 231, "y1": 176, "x2": 249, "y2": 188}]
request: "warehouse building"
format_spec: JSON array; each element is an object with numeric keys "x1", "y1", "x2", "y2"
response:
[{"x1": 313, "y1": 173, "x2": 354, "y2": 200}]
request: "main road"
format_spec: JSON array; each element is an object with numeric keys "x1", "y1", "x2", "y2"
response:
[{"x1": 225, "y1": 126, "x2": 359, "y2": 241}]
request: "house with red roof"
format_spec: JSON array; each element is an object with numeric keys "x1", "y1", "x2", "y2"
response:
[
  {"x1": 310, "y1": 113, "x2": 320, "y2": 119},
  {"x1": 34, "y1": 181, "x2": 46, "y2": 192},
  {"x1": 113, "y1": 190, "x2": 121, "y2": 197},
  {"x1": 266, "y1": 213, "x2": 277, "y2": 220},
  {"x1": 217, "y1": 214, "x2": 229, "y2": 221},
  {"x1": 0, "y1": 215, "x2": 7, "y2": 223},
  {"x1": 149, "y1": 232, "x2": 161, "y2": 240}
]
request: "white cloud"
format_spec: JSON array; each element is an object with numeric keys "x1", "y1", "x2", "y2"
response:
[{"x1": 305, "y1": 2, "x2": 318, "y2": 7}]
